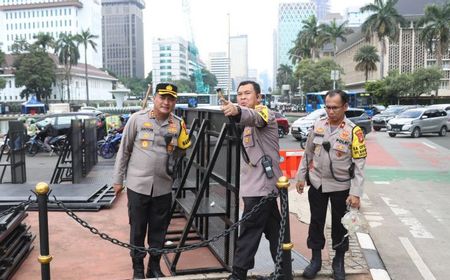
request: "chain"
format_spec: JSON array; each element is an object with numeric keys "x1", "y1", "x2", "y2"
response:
[
  {"x1": 272, "y1": 189, "x2": 288, "y2": 280},
  {"x1": 52, "y1": 191, "x2": 279, "y2": 255},
  {"x1": 0, "y1": 196, "x2": 34, "y2": 219}
]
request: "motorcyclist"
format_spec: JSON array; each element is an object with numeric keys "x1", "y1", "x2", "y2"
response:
[
  {"x1": 27, "y1": 118, "x2": 38, "y2": 137},
  {"x1": 37, "y1": 123, "x2": 58, "y2": 151}
]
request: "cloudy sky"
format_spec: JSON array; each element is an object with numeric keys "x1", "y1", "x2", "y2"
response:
[{"x1": 143, "y1": 0, "x2": 372, "y2": 78}]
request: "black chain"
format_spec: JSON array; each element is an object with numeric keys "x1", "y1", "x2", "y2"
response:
[
  {"x1": 52, "y1": 191, "x2": 279, "y2": 255},
  {"x1": 272, "y1": 190, "x2": 288, "y2": 280},
  {"x1": 0, "y1": 196, "x2": 34, "y2": 219}
]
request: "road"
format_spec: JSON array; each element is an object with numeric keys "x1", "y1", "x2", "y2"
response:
[{"x1": 280, "y1": 130, "x2": 450, "y2": 280}]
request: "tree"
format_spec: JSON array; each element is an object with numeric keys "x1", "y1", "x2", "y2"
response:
[
  {"x1": 320, "y1": 19, "x2": 353, "y2": 59},
  {"x1": 55, "y1": 33, "x2": 80, "y2": 102},
  {"x1": 295, "y1": 58, "x2": 344, "y2": 93},
  {"x1": 120, "y1": 77, "x2": 147, "y2": 97},
  {"x1": 361, "y1": 0, "x2": 405, "y2": 78},
  {"x1": 10, "y1": 39, "x2": 30, "y2": 54},
  {"x1": 0, "y1": 50, "x2": 6, "y2": 90},
  {"x1": 189, "y1": 68, "x2": 218, "y2": 94},
  {"x1": 276, "y1": 64, "x2": 294, "y2": 89},
  {"x1": 289, "y1": 15, "x2": 323, "y2": 62},
  {"x1": 173, "y1": 79, "x2": 195, "y2": 93},
  {"x1": 75, "y1": 29, "x2": 98, "y2": 105},
  {"x1": 14, "y1": 49, "x2": 56, "y2": 101},
  {"x1": 33, "y1": 32, "x2": 55, "y2": 51},
  {"x1": 410, "y1": 67, "x2": 443, "y2": 97},
  {"x1": 416, "y1": 2, "x2": 450, "y2": 97},
  {"x1": 354, "y1": 45, "x2": 380, "y2": 82},
  {"x1": 365, "y1": 80, "x2": 387, "y2": 104}
]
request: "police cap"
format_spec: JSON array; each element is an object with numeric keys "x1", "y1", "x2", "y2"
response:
[{"x1": 155, "y1": 83, "x2": 177, "y2": 98}]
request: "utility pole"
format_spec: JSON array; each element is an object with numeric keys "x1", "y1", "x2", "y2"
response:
[{"x1": 227, "y1": 13, "x2": 232, "y2": 101}]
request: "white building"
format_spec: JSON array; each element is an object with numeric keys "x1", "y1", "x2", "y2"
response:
[
  {"x1": 207, "y1": 52, "x2": 230, "y2": 92},
  {"x1": 0, "y1": 0, "x2": 103, "y2": 68},
  {"x1": 230, "y1": 35, "x2": 248, "y2": 80},
  {"x1": 0, "y1": 54, "x2": 117, "y2": 104}
]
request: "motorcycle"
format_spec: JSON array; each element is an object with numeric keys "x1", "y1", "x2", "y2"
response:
[
  {"x1": 26, "y1": 134, "x2": 66, "y2": 157},
  {"x1": 299, "y1": 130, "x2": 308, "y2": 149},
  {"x1": 98, "y1": 130, "x2": 122, "y2": 159}
]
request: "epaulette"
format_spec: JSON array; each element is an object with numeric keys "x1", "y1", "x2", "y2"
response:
[{"x1": 171, "y1": 113, "x2": 183, "y2": 122}]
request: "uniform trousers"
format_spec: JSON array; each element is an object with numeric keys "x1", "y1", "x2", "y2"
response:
[
  {"x1": 233, "y1": 196, "x2": 281, "y2": 270},
  {"x1": 307, "y1": 185, "x2": 349, "y2": 251},
  {"x1": 127, "y1": 188, "x2": 172, "y2": 259}
]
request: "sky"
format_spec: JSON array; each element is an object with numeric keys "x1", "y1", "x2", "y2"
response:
[{"x1": 143, "y1": 0, "x2": 372, "y2": 80}]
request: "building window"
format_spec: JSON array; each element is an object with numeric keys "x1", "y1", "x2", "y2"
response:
[{"x1": 439, "y1": 80, "x2": 449, "y2": 89}]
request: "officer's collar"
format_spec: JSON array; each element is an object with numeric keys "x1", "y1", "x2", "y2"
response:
[
  {"x1": 149, "y1": 110, "x2": 173, "y2": 124},
  {"x1": 325, "y1": 118, "x2": 346, "y2": 128}
]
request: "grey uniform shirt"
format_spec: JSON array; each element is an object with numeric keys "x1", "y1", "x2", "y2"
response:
[
  {"x1": 295, "y1": 117, "x2": 366, "y2": 197},
  {"x1": 112, "y1": 109, "x2": 187, "y2": 197},
  {"x1": 238, "y1": 105, "x2": 283, "y2": 197}
]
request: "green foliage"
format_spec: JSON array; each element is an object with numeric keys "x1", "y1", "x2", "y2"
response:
[
  {"x1": 410, "y1": 67, "x2": 443, "y2": 96},
  {"x1": 32, "y1": 33, "x2": 55, "y2": 51},
  {"x1": 354, "y1": 45, "x2": 380, "y2": 81},
  {"x1": 173, "y1": 79, "x2": 195, "y2": 93},
  {"x1": 14, "y1": 49, "x2": 56, "y2": 101},
  {"x1": 54, "y1": 33, "x2": 80, "y2": 101},
  {"x1": 10, "y1": 39, "x2": 30, "y2": 54},
  {"x1": 120, "y1": 77, "x2": 147, "y2": 98},
  {"x1": 295, "y1": 58, "x2": 344, "y2": 93},
  {"x1": 0, "y1": 50, "x2": 5, "y2": 90},
  {"x1": 189, "y1": 68, "x2": 218, "y2": 93},
  {"x1": 320, "y1": 19, "x2": 353, "y2": 58},
  {"x1": 75, "y1": 28, "x2": 99, "y2": 105}
]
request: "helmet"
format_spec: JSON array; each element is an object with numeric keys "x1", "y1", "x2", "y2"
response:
[
  {"x1": 18, "y1": 116, "x2": 27, "y2": 123},
  {"x1": 27, "y1": 118, "x2": 36, "y2": 124}
]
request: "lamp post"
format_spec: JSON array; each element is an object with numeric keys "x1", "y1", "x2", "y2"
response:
[{"x1": 227, "y1": 13, "x2": 231, "y2": 100}]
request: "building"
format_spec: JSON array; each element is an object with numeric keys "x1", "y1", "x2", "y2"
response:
[
  {"x1": 101, "y1": 0, "x2": 145, "y2": 79},
  {"x1": 230, "y1": 35, "x2": 248, "y2": 81},
  {"x1": 152, "y1": 37, "x2": 190, "y2": 85},
  {"x1": 275, "y1": 1, "x2": 316, "y2": 84},
  {"x1": 207, "y1": 52, "x2": 230, "y2": 92},
  {"x1": 335, "y1": 0, "x2": 450, "y2": 97},
  {"x1": 0, "y1": 0, "x2": 103, "y2": 68},
  {"x1": 315, "y1": 0, "x2": 329, "y2": 21},
  {"x1": 0, "y1": 54, "x2": 117, "y2": 105},
  {"x1": 344, "y1": 8, "x2": 372, "y2": 27}
]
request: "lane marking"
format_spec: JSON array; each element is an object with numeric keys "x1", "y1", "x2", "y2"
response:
[
  {"x1": 399, "y1": 237, "x2": 436, "y2": 280},
  {"x1": 370, "y1": 269, "x2": 391, "y2": 280},
  {"x1": 374, "y1": 181, "x2": 390, "y2": 185},
  {"x1": 425, "y1": 209, "x2": 444, "y2": 223},
  {"x1": 422, "y1": 142, "x2": 436, "y2": 150},
  {"x1": 381, "y1": 197, "x2": 434, "y2": 239},
  {"x1": 357, "y1": 232, "x2": 376, "y2": 250}
]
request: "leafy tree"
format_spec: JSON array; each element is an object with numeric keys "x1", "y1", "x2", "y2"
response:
[
  {"x1": 173, "y1": 79, "x2": 195, "y2": 93},
  {"x1": 55, "y1": 33, "x2": 80, "y2": 102},
  {"x1": 289, "y1": 15, "x2": 323, "y2": 62},
  {"x1": 0, "y1": 50, "x2": 6, "y2": 90},
  {"x1": 75, "y1": 29, "x2": 99, "y2": 105},
  {"x1": 320, "y1": 19, "x2": 353, "y2": 59},
  {"x1": 120, "y1": 77, "x2": 147, "y2": 98},
  {"x1": 410, "y1": 67, "x2": 443, "y2": 97},
  {"x1": 190, "y1": 68, "x2": 217, "y2": 94},
  {"x1": 15, "y1": 49, "x2": 56, "y2": 101},
  {"x1": 276, "y1": 64, "x2": 294, "y2": 89},
  {"x1": 288, "y1": 38, "x2": 311, "y2": 64},
  {"x1": 33, "y1": 32, "x2": 55, "y2": 51},
  {"x1": 295, "y1": 58, "x2": 344, "y2": 93},
  {"x1": 10, "y1": 39, "x2": 30, "y2": 54},
  {"x1": 361, "y1": 0, "x2": 405, "y2": 78},
  {"x1": 354, "y1": 45, "x2": 380, "y2": 82},
  {"x1": 365, "y1": 80, "x2": 387, "y2": 104}
]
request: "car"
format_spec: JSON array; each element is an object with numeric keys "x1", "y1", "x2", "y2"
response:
[
  {"x1": 427, "y1": 104, "x2": 450, "y2": 131},
  {"x1": 372, "y1": 105, "x2": 417, "y2": 131},
  {"x1": 386, "y1": 108, "x2": 448, "y2": 138},
  {"x1": 274, "y1": 112, "x2": 289, "y2": 138},
  {"x1": 290, "y1": 108, "x2": 372, "y2": 140},
  {"x1": 36, "y1": 112, "x2": 99, "y2": 135}
]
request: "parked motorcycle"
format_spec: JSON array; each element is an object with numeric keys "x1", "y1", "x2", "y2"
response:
[
  {"x1": 26, "y1": 134, "x2": 66, "y2": 156},
  {"x1": 98, "y1": 130, "x2": 122, "y2": 159}
]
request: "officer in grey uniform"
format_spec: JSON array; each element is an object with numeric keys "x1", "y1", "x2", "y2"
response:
[
  {"x1": 113, "y1": 83, "x2": 191, "y2": 280},
  {"x1": 221, "y1": 81, "x2": 283, "y2": 280},
  {"x1": 295, "y1": 89, "x2": 366, "y2": 280}
]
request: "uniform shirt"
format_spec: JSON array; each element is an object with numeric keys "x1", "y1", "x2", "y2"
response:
[
  {"x1": 295, "y1": 117, "x2": 366, "y2": 197},
  {"x1": 238, "y1": 105, "x2": 283, "y2": 197},
  {"x1": 113, "y1": 109, "x2": 191, "y2": 197}
]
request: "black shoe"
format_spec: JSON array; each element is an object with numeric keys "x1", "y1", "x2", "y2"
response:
[
  {"x1": 227, "y1": 267, "x2": 247, "y2": 280},
  {"x1": 302, "y1": 249, "x2": 321, "y2": 279},
  {"x1": 332, "y1": 253, "x2": 345, "y2": 280},
  {"x1": 132, "y1": 258, "x2": 145, "y2": 279},
  {"x1": 146, "y1": 256, "x2": 166, "y2": 278}
]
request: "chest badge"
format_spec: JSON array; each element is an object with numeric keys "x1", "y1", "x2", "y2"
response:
[{"x1": 143, "y1": 122, "x2": 152, "y2": 128}]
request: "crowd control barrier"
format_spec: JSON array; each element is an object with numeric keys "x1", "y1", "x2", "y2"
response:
[{"x1": 279, "y1": 149, "x2": 303, "y2": 179}]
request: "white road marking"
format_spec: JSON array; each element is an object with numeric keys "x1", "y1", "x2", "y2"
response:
[
  {"x1": 425, "y1": 209, "x2": 444, "y2": 223},
  {"x1": 365, "y1": 216, "x2": 384, "y2": 221},
  {"x1": 370, "y1": 269, "x2": 391, "y2": 280},
  {"x1": 374, "y1": 181, "x2": 391, "y2": 185},
  {"x1": 422, "y1": 142, "x2": 437, "y2": 150},
  {"x1": 368, "y1": 221, "x2": 383, "y2": 228},
  {"x1": 356, "y1": 232, "x2": 376, "y2": 250},
  {"x1": 381, "y1": 197, "x2": 434, "y2": 239},
  {"x1": 399, "y1": 237, "x2": 436, "y2": 280}
]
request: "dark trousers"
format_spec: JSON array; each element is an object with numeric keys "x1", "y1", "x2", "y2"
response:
[
  {"x1": 233, "y1": 196, "x2": 281, "y2": 270},
  {"x1": 307, "y1": 186, "x2": 349, "y2": 252},
  {"x1": 127, "y1": 189, "x2": 172, "y2": 259}
]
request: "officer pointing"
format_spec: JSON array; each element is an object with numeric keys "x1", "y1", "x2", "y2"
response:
[{"x1": 295, "y1": 89, "x2": 366, "y2": 280}]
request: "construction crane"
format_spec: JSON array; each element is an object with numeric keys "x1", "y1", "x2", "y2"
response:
[{"x1": 182, "y1": 0, "x2": 209, "y2": 93}]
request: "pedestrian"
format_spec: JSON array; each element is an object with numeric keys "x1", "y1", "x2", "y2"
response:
[
  {"x1": 112, "y1": 83, "x2": 191, "y2": 280},
  {"x1": 295, "y1": 89, "x2": 366, "y2": 280},
  {"x1": 220, "y1": 81, "x2": 283, "y2": 280}
]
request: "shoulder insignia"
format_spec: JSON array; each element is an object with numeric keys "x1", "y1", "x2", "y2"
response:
[
  {"x1": 351, "y1": 126, "x2": 367, "y2": 159},
  {"x1": 255, "y1": 105, "x2": 269, "y2": 123},
  {"x1": 172, "y1": 113, "x2": 182, "y2": 122},
  {"x1": 315, "y1": 127, "x2": 325, "y2": 134},
  {"x1": 177, "y1": 119, "x2": 191, "y2": 149}
]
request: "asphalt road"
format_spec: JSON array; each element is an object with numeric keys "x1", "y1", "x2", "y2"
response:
[{"x1": 280, "y1": 130, "x2": 450, "y2": 280}]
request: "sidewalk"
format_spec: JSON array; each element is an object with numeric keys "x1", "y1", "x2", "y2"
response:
[{"x1": 8, "y1": 154, "x2": 372, "y2": 280}]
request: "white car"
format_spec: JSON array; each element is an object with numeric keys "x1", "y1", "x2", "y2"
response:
[
  {"x1": 427, "y1": 104, "x2": 450, "y2": 131},
  {"x1": 291, "y1": 109, "x2": 327, "y2": 140},
  {"x1": 386, "y1": 108, "x2": 448, "y2": 137}
]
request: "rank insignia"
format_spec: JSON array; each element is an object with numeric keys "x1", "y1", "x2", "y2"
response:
[
  {"x1": 340, "y1": 131, "x2": 350, "y2": 140},
  {"x1": 141, "y1": 141, "x2": 149, "y2": 148},
  {"x1": 143, "y1": 122, "x2": 152, "y2": 128},
  {"x1": 315, "y1": 127, "x2": 325, "y2": 134}
]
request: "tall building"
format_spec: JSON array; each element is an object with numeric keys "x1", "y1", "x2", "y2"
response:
[
  {"x1": 208, "y1": 52, "x2": 230, "y2": 92},
  {"x1": 102, "y1": 0, "x2": 145, "y2": 79},
  {"x1": 0, "y1": 0, "x2": 103, "y2": 67},
  {"x1": 230, "y1": 35, "x2": 248, "y2": 81},
  {"x1": 152, "y1": 37, "x2": 189, "y2": 85},
  {"x1": 315, "y1": 0, "x2": 329, "y2": 21},
  {"x1": 275, "y1": 1, "x2": 316, "y2": 84}
]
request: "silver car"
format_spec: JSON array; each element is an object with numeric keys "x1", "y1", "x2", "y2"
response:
[
  {"x1": 386, "y1": 108, "x2": 448, "y2": 138},
  {"x1": 427, "y1": 104, "x2": 450, "y2": 131}
]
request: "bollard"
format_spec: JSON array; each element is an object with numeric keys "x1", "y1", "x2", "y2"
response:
[
  {"x1": 35, "y1": 182, "x2": 52, "y2": 280},
  {"x1": 276, "y1": 176, "x2": 293, "y2": 280}
]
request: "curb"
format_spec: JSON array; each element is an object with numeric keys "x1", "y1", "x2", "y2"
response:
[{"x1": 356, "y1": 232, "x2": 391, "y2": 280}]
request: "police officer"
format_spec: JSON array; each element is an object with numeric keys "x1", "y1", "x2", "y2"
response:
[
  {"x1": 295, "y1": 90, "x2": 366, "y2": 280},
  {"x1": 221, "y1": 81, "x2": 283, "y2": 280},
  {"x1": 113, "y1": 83, "x2": 191, "y2": 280}
]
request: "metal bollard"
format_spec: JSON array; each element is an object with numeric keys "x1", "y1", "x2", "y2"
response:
[
  {"x1": 35, "y1": 182, "x2": 52, "y2": 280},
  {"x1": 277, "y1": 176, "x2": 293, "y2": 280}
]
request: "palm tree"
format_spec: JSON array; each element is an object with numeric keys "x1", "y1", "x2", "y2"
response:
[
  {"x1": 55, "y1": 33, "x2": 80, "y2": 102},
  {"x1": 33, "y1": 32, "x2": 55, "y2": 51},
  {"x1": 294, "y1": 15, "x2": 323, "y2": 60},
  {"x1": 288, "y1": 38, "x2": 310, "y2": 64},
  {"x1": 75, "y1": 29, "x2": 98, "y2": 106},
  {"x1": 354, "y1": 45, "x2": 380, "y2": 82},
  {"x1": 320, "y1": 19, "x2": 353, "y2": 60},
  {"x1": 276, "y1": 64, "x2": 293, "y2": 88},
  {"x1": 361, "y1": 0, "x2": 405, "y2": 78},
  {"x1": 417, "y1": 3, "x2": 450, "y2": 71}
]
